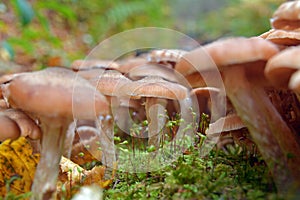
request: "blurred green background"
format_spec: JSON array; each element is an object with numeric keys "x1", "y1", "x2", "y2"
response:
[{"x1": 0, "y1": 0, "x2": 284, "y2": 70}]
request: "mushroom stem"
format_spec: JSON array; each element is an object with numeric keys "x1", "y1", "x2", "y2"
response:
[
  {"x1": 97, "y1": 117, "x2": 116, "y2": 168},
  {"x1": 63, "y1": 121, "x2": 76, "y2": 158},
  {"x1": 145, "y1": 97, "x2": 167, "y2": 149},
  {"x1": 223, "y1": 66, "x2": 300, "y2": 193},
  {"x1": 31, "y1": 121, "x2": 68, "y2": 200}
]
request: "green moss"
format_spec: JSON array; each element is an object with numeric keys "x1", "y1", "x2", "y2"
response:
[{"x1": 104, "y1": 145, "x2": 280, "y2": 200}]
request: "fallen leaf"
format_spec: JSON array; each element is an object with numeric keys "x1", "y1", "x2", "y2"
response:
[
  {"x1": 57, "y1": 156, "x2": 116, "y2": 199},
  {"x1": 0, "y1": 137, "x2": 39, "y2": 197}
]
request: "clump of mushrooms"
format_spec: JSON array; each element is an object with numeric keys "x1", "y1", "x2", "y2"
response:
[
  {"x1": 1, "y1": 67, "x2": 109, "y2": 199},
  {"x1": 176, "y1": 36, "x2": 300, "y2": 193},
  {"x1": 260, "y1": 1, "x2": 300, "y2": 48}
]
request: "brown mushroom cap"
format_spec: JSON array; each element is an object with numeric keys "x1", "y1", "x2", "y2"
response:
[
  {"x1": 259, "y1": 29, "x2": 276, "y2": 39},
  {"x1": 2, "y1": 67, "x2": 109, "y2": 119},
  {"x1": 191, "y1": 87, "x2": 220, "y2": 97},
  {"x1": 71, "y1": 59, "x2": 119, "y2": 71},
  {"x1": 128, "y1": 63, "x2": 179, "y2": 82},
  {"x1": 120, "y1": 76, "x2": 188, "y2": 100},
  {"x1": 206, "y1": 114, "x2": 245, "y2": 136},
  {"x1": 272, "y1": 1, "x2": 300, "y2": 21},
  {"x1": 205, "y1": 37, "x2": 278, "y2": 68},
  {"x1": 175, "y1": 46, "x2": 215, "y2": 76},
  {"x1": 183, "y1": 70, "x2": 223, "y2": 88},
  {"x1": 263, "y1": 29, "x2": 300, "y2": 46},
  {"x1": 191, "y1": 87, "x2": 222, "y2": 119},
  {"x1": 265, "y1": 46, "x2": 300, "y2": 88},
  {"x1": 175, "y1": 37, "x2": 278, "y2": 76},
  {"x1": 147, "y1": 49, "x2": 187, "y2": 64},
  {"x1": 117, "y1": 57, "x2": 149, "y2": 74},
  {"x1": 89, "y1": 69, "x2": 132, "y2": 97},
  {"x1": 3, "y1": 109, "x2": 42, "y2": 140},
  {"x1": 76, "y1": 68, "x2": 106, "y2": 81},
  {"x1": 0, "y1": 73, "x2": 24, "y2": 99},
  {"x1": 0, "y1": 113, "x2": 21, "y2": 141},
  {"x1": 271, "y1": 1, "x2": 300, "y2": 30}
]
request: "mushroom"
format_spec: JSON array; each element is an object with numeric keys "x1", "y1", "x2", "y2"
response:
[
  {"x1": 117, "y1": 57, "x2": 149, "y2": 74},
  {"x1": 71, "y1": 124, "x2": 102, "y2": 165},
  {"x1": 0, "y1": 113, "x2": 20, "y2": 142},
  {"x1": 174, "y1": 44, "x2": 225, "y2": 91},
  {"x1": 2, "y1": 108, "x2": 41, "y2": 140},
  {"x1": 190, "y1": 87, "x2": 224, "y2": 122},
  {"x1": 119, "y1": 76, "x2": 189, "y2": 150},
  {"x1": 87, "y1": 69, "x2": 134, "y2": 165},
  {"x1": 176, "y1": 37, "x2": 300, "y2": 192},
  {"x1": 261, "y1": 29, "x2": 300, "y2": 46},
  {"x1": 147, "y1": 49, "x2": 187, "y2": 67},
  {"x1": 264, "y1": 46, "x2": 300, "y2": 132},
  {"x1": 265, "y1": 46, "x2": 300, "y2": 88},
  {"x1": 76, "y1": 68, "x2": 106, "y2": 81},
  {"x1": 271, "y1": 1, "x2": 300, "y2": 31},
  {"x1": 205, "y1": 113, "x2": 256, "y2": 153},
  {"x1": 128, "y1": 63, "x2": 178, "y2": 82},
  {"x1": 1, "y1": 67, "x2": 110, "y2": 199},
  {"x1": 206, "y1": 114, "x2": 245, "y2": 136},
  {"x1": 211, "y1": 37, "x2": 300, "y2": 192},
  {"x1": 0, "y1": 73, "x2": 23, "y2": 100},
  {"x1": 71, "y1": 59, "x2": 119, "y2": 71}
]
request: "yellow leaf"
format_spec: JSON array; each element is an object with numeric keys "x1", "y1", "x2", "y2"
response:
[{"x1": 0, "y1": 137, "x2": 39, "y2": 197}]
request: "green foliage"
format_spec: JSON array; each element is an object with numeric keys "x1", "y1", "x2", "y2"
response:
[
  {"x1": 0, "y1": 41, "x2": 14, "y2": 60},
  {"x1": 197, "y1": 0, "x2": 285, "y2": 41},
  {"x1": 1, "y1": 0, "x2": 282, "y2": 68},
  {"x1": 13, "y1": 0, "x2": 34, "y2": 26}
]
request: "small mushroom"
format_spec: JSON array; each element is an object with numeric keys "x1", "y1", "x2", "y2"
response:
[
  {"x1": 262, "y1": 29, "x2": 300, "y2": 46},
  {"x1": 206, "y1": 114, "x2": 245, "y2": 136},
  {"x1": 71, "y1": 124, "x2": 102, "y2": 165},
  {"x1": 0, "y1": 113, "x2": 20, "y2": 142},
  {"x1": 271, "y1": 1, "x2": 300, "y2": 30},
  {"x1": 190, "y1": 87, "x2": 223, "y2": 122},
  {"x1": 1, "y1": 67, "x2": 109, "y2": 199},
  {"x1": 2, "y1": 108, "x2": 41, "y2": 140},
  {"x1": 89, "y1": 70, "x2": 133, "y2": 165},
  {"x1": 174, "y1": 44, "x2": 225, "y2": 90},
  {"x1": 128, "y1": 63, "x2": 179, "y2": 82},
  {"x1": 265, "y1": 46, "x2": 300, "y2": 88},
  {"x1": 119, "y1": 76, "x2": 189, "y2": 149},
  {"x1": 206, "y1": 114, "x2": 253, "y2": 151},
  {"x1": 147, "y1": 49, "x2": 187, "y2": 67}
]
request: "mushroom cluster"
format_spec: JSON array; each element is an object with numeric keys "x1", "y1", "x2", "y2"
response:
[
  {"x1": 0, "y1": 1, "x2": 300, "y2": 199},
  {"x1": 176, "y1": 1, "x2": 300, "y2": 194}
]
